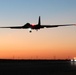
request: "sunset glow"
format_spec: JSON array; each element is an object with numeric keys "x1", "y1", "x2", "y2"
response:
[{"x1": 0, "y1": 0, "x2": 76, "y2": 59}]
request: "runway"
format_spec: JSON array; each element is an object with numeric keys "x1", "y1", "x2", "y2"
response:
[{"x1": 0, "y1": 59, "x2": 76, "y2": 75}]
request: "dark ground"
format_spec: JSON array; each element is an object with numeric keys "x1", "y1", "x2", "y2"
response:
[{"x1": 0, "y1": 59, "x2": 76, "y2": 75}]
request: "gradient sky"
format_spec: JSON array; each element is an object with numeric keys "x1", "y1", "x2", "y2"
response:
[{"x1": 0, "y1": 0, "x2": 76, "y2": 59}]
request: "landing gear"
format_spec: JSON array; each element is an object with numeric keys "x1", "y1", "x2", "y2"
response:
[
  {"x1": 28, "y1": 28, "x2": 32, "y2": 33},
  {"x1": 29, "y1": 31, "x2": 32, "y2": 33}
]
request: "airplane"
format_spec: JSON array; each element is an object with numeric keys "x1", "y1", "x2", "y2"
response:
[{"x1": 0, "y1": 16, "x2": 75, "y2": 33}]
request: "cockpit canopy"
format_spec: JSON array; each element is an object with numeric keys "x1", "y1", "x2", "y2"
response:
[
  {"x1": 23, "y1": 23, "x2": 31, "y2": 28},
  {"x1": 26, "y1": 23, "x2": 30, "y2": 25}
]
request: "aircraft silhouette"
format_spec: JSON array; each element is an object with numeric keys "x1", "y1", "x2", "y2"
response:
[{"x1": 0, "y1": 16, "x2": 75, "y2": 32}]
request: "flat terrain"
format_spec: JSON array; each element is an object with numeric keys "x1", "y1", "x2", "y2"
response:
[{"x1": 0, "y1": 59, "x2": 76, "y2": 75}]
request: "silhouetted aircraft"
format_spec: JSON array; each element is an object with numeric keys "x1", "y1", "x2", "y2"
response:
[{"x1": 0, "y1": 16, "x2": 76, "y2": 32}]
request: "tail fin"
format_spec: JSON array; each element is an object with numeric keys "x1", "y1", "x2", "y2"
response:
[{"x1": 38, "y1": 16, "x2": 41, "y2": 25}]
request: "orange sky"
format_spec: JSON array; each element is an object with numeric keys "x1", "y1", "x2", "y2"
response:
[
  {"x1": 0, "y1": 0, "x2": 76, "y2": 59},
  {"x1": 0, "y1": 27, "x2": 76, "y2": 59}
]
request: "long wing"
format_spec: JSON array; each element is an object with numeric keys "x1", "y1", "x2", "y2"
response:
[
  {"x1": 0, "y1": 26, "x2": 22, "y2": 29},
  {"x1": 0, "y1": 26, "x2": 28, "y2": 29},
  {"x1": 40, "y1": 24, "x2": 76, "y2": 28}
]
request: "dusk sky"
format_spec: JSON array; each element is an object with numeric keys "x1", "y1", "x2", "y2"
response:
[{"x1": 0, "y1": 0, "x2": 76, "y2": 59}]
